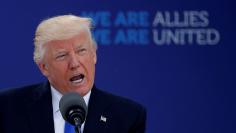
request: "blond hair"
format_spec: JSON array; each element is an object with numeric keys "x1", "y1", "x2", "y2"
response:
[{"x1": 33, "y1": 14, "x2": 97, "y2": 63}]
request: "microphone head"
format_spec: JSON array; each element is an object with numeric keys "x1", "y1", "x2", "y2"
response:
[{"x1": 59, "y1": 92, "x2": 88, "y2": 126}]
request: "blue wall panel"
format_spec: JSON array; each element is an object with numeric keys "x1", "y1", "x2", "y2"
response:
[{"x1": 0, "y1": 0, "x2": 235, "y2": 132}]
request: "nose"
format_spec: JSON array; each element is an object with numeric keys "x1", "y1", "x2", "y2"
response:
[{"x1": 69, "y1": 53, "x2": 80, "y2": 70}]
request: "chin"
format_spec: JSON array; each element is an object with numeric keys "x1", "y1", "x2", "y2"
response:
[{"x1": 73, "y1": 87, "x2": 89, "y2": 96}]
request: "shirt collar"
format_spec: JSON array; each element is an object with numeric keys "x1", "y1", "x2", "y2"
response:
[{"x1": 51, "y1": 86, "x2": 91, "y2": 114}]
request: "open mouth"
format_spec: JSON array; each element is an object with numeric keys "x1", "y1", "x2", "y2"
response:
[{"x1": 70, "y1": 74, "x2": 84, "y2": 84}]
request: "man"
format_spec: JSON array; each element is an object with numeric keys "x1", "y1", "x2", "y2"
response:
[{"x1": 0, "y1": 15, "x2": 146, "y2": 133}]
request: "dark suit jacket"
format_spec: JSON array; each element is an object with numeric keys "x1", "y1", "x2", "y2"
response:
[{"x1": 0, "y1": 82, "x2": 146, "y2": 133}]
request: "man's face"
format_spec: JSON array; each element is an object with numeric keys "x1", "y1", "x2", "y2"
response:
[{"x1": 38, "y1": 31, "x2": 97, "y2": 96}]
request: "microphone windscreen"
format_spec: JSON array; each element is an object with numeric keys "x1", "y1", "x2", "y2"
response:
[{"x1": 59, "y1": 92, "x2": 88, "y2": 125}]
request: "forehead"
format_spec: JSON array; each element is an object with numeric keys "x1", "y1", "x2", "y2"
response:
[{"x1": 45, "y1": 30, "x2": 92, "y2": 51}]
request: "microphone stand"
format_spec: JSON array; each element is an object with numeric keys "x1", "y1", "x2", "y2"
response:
[
  {"x1": 74, "y1": 117, "x2": 81, "y2": 133},
  {"x1": 74, "y1": 126, "x2": 80, "y2": 133}
]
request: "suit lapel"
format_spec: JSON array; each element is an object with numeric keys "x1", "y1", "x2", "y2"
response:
[
  {"x1": 84, "y1": 87, "x2": 110, "y2": 133},
  {"x1": 25, "y1": 82, "x2": 55, "y2": 133}
]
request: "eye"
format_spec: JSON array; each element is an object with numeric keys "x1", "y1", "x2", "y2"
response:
[
  {"x1": 55, "y1": 53, "x2": 68, "y2": 60},
  {"x1": 77, "y1": 48, "x2": 87, "y2": 54}
]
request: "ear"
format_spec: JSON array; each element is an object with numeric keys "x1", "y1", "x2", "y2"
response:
[
  {"x1": 93, "y1": 49, "x2": 97, "y2": 64},
  {"x1": 37, "y1": 62, "x2": 49, "y2": 77}
]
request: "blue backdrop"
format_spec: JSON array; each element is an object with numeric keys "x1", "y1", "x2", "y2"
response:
[{"x1": 0, "y1": 0, "x2": 235, "y2": 133}]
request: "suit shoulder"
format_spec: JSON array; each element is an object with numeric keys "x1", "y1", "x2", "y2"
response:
[
  {"x1": 0, "y1": 82, "x2": 46, "y2": 99},
  {"x1": 94, "y1": 88, "x2": 146, "y2": 112}
]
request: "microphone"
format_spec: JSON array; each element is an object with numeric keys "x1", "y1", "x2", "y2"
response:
[{"x1": 59, "y1": 92, "x2": 88, "y2": 133}]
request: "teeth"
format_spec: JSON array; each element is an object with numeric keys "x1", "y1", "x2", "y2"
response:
[
  {"x1": 72, "y1": 78, "x2": 83, "y2": 83},
  {"x1": 70, "y1": 74, "x2": 84, "y2": 85}
]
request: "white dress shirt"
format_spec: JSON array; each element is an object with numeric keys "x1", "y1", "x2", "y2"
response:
[{"x1": 51, "y1": 86, "x2": 91, "y2": 133}]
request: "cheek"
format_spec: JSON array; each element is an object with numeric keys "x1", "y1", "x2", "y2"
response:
[
  {"x1": 82, "y1": 57, "x2": 96, "y2": 74},
  {"x1": 48, "y1": 63, "x2": 68, "y2": 76},
  {"x1": 87, "y1": 60, "x2": 96, "y2": 76}
]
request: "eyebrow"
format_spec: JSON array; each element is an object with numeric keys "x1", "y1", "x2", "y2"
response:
[
  {"x1": 54, "y1": 50, "x2": 67, "y2": 55},
  {"x1": 75, "y1": 45, "x2": 85, "y2": 49}
]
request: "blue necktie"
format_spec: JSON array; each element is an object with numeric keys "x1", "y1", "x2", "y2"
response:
[{"x1": 64, "y1": 122, "x2": 74, "y2": 133}]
